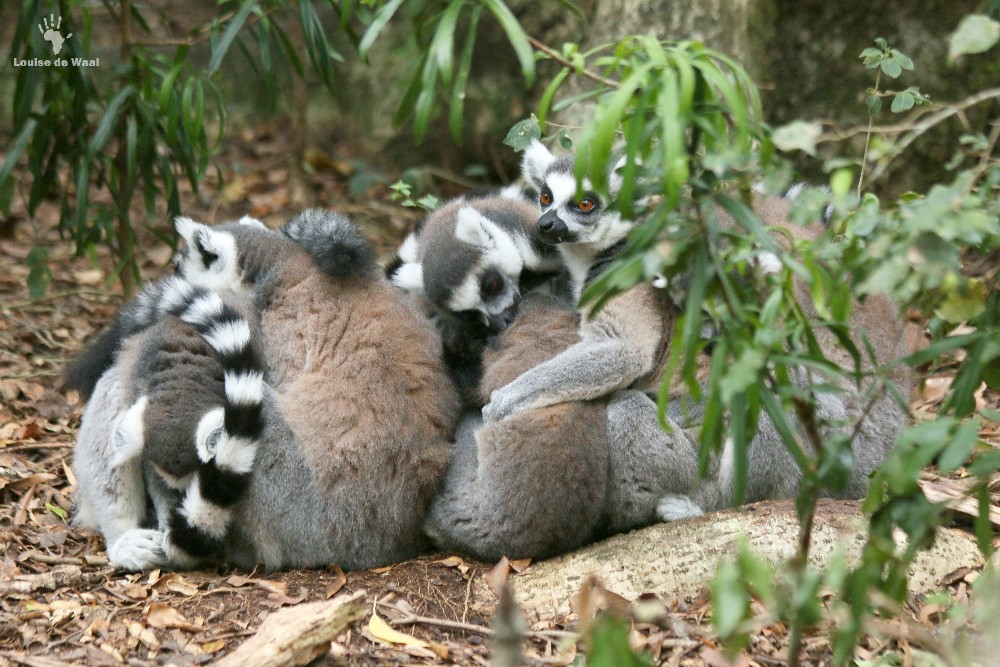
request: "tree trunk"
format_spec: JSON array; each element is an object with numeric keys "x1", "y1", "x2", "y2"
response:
[{"x1": 471, "y1": 499, "x2": 984, "y2": 622}]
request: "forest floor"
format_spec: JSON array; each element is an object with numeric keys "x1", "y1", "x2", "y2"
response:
[{"x1": 2, "y1": 124, "x2": 1000, "y2": 666}]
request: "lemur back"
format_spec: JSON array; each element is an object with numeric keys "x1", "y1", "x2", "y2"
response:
[
  {"x1": 216, "y1": 213, "x2": 461, "y2": 569},
  {"x1": 74, "y1": 211, "x2": 461, "y2": 570},
  {"x1": 425, "y1": 294, "x2": 610, "y2": 561}
]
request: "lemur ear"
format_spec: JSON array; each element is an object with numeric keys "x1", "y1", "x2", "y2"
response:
[
  {"x1": 521, "y1": 139, "x2": 555, "y2": 190},
  {"x1": 454, "y1": 207, "x2": 498, "y2": 250},
  {"x1": 238, "y1": 215, "x2": 267, "y2": 230},
  {"x1": 175, "y1": 216, "x2": 216, "y2": 265},
  {"x1": 174, "y1": 216, "x2": 235, "y2": 279},
  {"x1": 391, "y1": 262, "x2": 424, "y2": 293}
]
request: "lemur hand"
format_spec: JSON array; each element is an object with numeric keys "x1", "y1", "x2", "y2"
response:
[{"x1": 482, "y1": 385, "x2": 524, "y2": 422}]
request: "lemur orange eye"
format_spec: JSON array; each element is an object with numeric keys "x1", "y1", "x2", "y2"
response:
[
  {"x1": 539, "y1": 190, "x2": 553, "y2": 207},
  {"x1": 482, "y1": 273, "x2": 503, "y2": 297},
  {"x1": 576, "y1": 198, "x2": 596, "y2": 213}
]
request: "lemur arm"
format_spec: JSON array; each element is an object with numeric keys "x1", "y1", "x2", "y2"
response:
[{"x1": 482, "y1": 285, "x2": 666, "y2": 421}]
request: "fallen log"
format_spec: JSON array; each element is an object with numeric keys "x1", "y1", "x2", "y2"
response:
[
  {"x1": 471, "y1": 499, "x2": 984, "y2": 622},
  {"x1": 212, "y1": 590, "x2": 367, "y2": 667}
]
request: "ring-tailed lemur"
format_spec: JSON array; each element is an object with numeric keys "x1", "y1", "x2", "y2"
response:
[
  {"x1": 483, "y1": 139, "x2": 911, "y2": 520},
  {"x1": 424, "y1": 291, "x2": 705, "y2": 559},
  {"x1": 74, "y1": 277, "x2": 266, "y2": 570},
  {"x1": 73, "y1": 210, "x2": 462, "y2": 570},
  {"x1": 65, "y1": 215, "x2": 270, "y2": 401},
  {"x1": 424, "y1": 294, "x2": 611, "y2": 560},
  {"x1": 386, "y1": 194, "x2": 569, "y2": 400}
]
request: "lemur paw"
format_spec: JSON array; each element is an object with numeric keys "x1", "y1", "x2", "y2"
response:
[
  {"x1": 108, "y1": 529, "x2": 167, "y2": 571},
  {"x1": 482, "y1": 387, "x2": 520, "y2": 422},
  {"x1": 656, "y1": 495, "x2": 704, "y2": 522}
]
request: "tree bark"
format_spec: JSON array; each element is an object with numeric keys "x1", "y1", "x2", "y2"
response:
[
  {"x1": 471, "y1": 499, "x2": 984, "y2": 622},
  {"x1": 213, "y1": 590, "x2": 368, "y2": 667}
]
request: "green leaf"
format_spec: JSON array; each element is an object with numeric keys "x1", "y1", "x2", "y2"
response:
[
  {"x1": 447, "y1": 4, "x2": 480, "y2": 143},
  {"x1": 880, "y1": 58, "x2": 902, "y2": 78},
  {"x1": 0, "y1": 117, "x2": 38, "y2": 187},
  {"x1": 890, "y1": 92, "x2": 914, "y2": 113},
  {"x1": 948, "y1": 14, "x2": 1000, "y2": 61},
  {"x1": 359, "y1": 0, "x2": 405, "y2": 60},
  {"x1": 89, "y1": 85, "x2": 135, "y2": 156},
  {"x1": 433, "y1": 0, "x2": 464, "y2": 88},
  {"x1": 830, "y1": 168, "x2": 854, "y2": 197},
  {"x1": 208, "y1": 0, "x2": 257, "y2": 74},
  {"x1": 866, "y1": 94, "x2": 882, "y2": 115},
  {"x1": 721, "y1": 347, "x2": 765, "y2": 404},
  {"x1": 772, "y1": 120, "x2": 821, "y2": 156},
  {"x1": 158, "y1": 64, "x2": 183, "y2": 113},
  {"x1": 890, "y1": 49, "x2": 914, "y2": 70},
  {"x1": 45, "y1": 502, "x2": 67, "y2": 520},
  {"x1": 936, "y1": 278, "x2": 987, "y2": 323},
  {"x1": 711, "y1": 560, "x2": 749, "y2": 639},
  {"x1": 938, "y1": 419, "x2": 978, "y2": 474},
  {"x1": 480, "y1": 0, "x2": 535, "y2": 86},
  {"x1": 587, "y1": 616, "x2": 655, "y2": 667},
  {"x1": 503, "y1": 117, "x2": 541, "y2": 151},
  {"x1": 537, "y1": 67, "x2": 570, "y2": 130},
  {"x1": 26, "y1": 246, "x2": 51, "y2": 300}
]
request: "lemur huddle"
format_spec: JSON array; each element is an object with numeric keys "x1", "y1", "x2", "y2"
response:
[{"x1": 68, "y1": 141, "x2": 912, "y2": 570}]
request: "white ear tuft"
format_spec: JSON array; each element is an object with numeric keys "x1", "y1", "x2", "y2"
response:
[
  {"x1": 174, "y1": 216, "x2": 203, "y2": 245},
  {"x1": 454, "y1": 207, "x2": 496, "y2": 250},
  {"x1": 392, "y1": 262, "x2": 425, "y2": 293},
  {"x1": 521, "y1": 139, "x2": 555, "y2": 190},
  {"x1": 238, "y1": 215, "x2": 267, "y2": 230}
]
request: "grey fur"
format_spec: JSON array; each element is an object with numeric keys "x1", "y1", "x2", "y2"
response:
[
  {"x1": 486, "y1": 140, "x2": 913, "y2": 523},
  {"x1": 128, "y1": 317, "x2": 225, "y2": 481},
  {"x1": 281, "y1": 208, "x2": 378, "y2": 278},
  {"x1": 74, "y1": 211, "x2": 461, "y2": 570},
  {"x1": 426, "y1": 295, "x2": 611, "y2": 560},
  {"x1": 388, "y1": 195, "x2": 571, "y2": 402}
]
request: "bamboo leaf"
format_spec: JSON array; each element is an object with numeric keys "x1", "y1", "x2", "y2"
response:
[
  {"x1": 448, "y1": 5, "x2": 480, "y2": 143},
  {"x1": 90, "y1": 85, "x2": 135, "y2": 156},
  {"x1": 208, "y1": 0, "x2": 257, "y2": 74},
  {"x1": 481, "y1": 0, "x2": 535, "y2": 86},
  {"x1": 359, "y1": 0, "x2": 405, "y2": 60}
]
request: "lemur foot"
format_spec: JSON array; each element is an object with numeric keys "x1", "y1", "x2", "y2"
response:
[
  {"x1": 108, "y1": 529, "x2": 167, "y2": 571},
  {"x1": 656, "y1": 494, "x2": 704, "y2": 522}
]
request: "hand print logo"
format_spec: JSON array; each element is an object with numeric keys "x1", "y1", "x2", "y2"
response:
[{"x1": 39, "y1": 15, "x2": 73, "y2": 56}]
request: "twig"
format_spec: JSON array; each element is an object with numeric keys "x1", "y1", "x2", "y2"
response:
[
  {"x1": 0, "y1": 567, "x2": 108, "y2": 596},
  {"x1": 527, "y1": 36, "x2": 621, "y2": 90},
  {"x1": 857, "y1": 70, "x2": 881, "y2": 197},
  {"x1": 131, "y1": 8, "x2": 282, "y2": 49},
  {"x1": 818, "y1": 88, "x2": 1000, "y2": 144},
  {"x1": 19, "y1": 550, "x2": 109, "y2": 567},
  {"x1": 2, "y1": 443, "x2": 75, "y2": 452},
  {"x1": 862, "y1": 87, "x2": 1000, "y2": 188},
  {"x1": 377, "y1": 601, "x2": 575, "y2": 642},
  {"x1": 462, "y1": 567, "x2": 474, "y2": 625},
  {"x1": 4, "y1": 288, "x2": 114, "y2": 309}
]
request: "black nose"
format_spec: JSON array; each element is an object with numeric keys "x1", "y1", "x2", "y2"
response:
[
  {"x1": 486, "y1": 300, "x2": 520, "y2": 333},
  {"x1": 536, "y1": 211, "x2": 568, "y2": 243}
]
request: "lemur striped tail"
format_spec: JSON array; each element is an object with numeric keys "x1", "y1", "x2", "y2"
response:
[{"x1": 130, "y1": 278, "x2": 265, "y2": 563}]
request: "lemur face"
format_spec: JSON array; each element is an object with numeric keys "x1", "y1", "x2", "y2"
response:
[
  {"x1": 535, "y1": 172, "x2": 606, "y2": 245},
  {"x1": 440, "y1": 206, "x2": 524, "y2": 333},
  {"x1": 521, "y1": 139, "x2": 631, "y2": 249},
  {"x1": 391, "y1": 201, "x2": 533, "y2": 334},
  {"x1": 173, "y1": 216, "x2": 266, "y2": 292}
]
